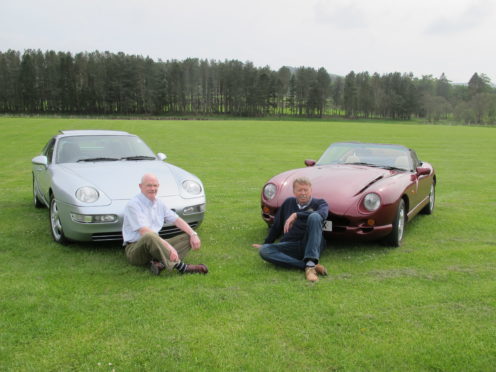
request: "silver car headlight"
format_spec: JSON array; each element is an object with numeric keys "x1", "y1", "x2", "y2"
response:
[
  {"x1": 263, "y1": 183, "x2": 277, "y2": 200},
  {"x1": 363, "y1": 193, "x2": 381, "y2": 212},
  {"x1": 75, "y1": 186, "x2": 99, "y2": 203},
  {"x1": 182, "y1": 180, "x2": 202, "y2": 195}
]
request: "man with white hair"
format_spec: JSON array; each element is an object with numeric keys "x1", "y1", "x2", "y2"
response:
[
  {"x1": 253, "y1": 177, "x2": 328, "y2": 282},
  {"x1": 122, "y1": 173, "x2": 208, "y2": 275}
]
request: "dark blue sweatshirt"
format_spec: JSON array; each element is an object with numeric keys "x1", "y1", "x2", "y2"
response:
[{"x1": 264, "y1": 197, "x2": 329, "y2": 244}]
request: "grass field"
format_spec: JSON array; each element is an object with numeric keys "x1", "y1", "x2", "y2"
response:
[{"x1": 0, "y1": 117, "x2": 495, "y2": 371}]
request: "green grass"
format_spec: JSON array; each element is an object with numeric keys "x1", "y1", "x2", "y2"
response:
[{"x1": 0, "y1": 117, "x2": 495, "y2": 371}]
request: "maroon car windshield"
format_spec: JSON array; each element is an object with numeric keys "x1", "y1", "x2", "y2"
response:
[{"x1": 317, "y1": 142, "x2": 413, "y2": 171}]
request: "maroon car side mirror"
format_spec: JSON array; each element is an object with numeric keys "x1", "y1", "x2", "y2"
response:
[
  {"x1": 416, "y1": 167, "x2": 431, "y2": 176},
  {"x1": 304, "y1": 159, "x2": 316, "y2": 167}
]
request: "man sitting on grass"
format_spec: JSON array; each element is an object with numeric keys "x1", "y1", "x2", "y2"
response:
[
  {"x1": 253, "y1": 177, "x2": 328, "y2": 282},
  {"x1": 122, "y1": 173, "x2": 208, "y2": 275}
]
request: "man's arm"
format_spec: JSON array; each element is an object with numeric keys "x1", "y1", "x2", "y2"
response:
[
  {"x1": 264, "y1": 208, "x2": 284, "y2": 243},
  {"x1": 174, "y1": 217, "x2": 201, "y2": 250},
  {"x1": 264, "y1": 198, "x2": 294, "y2": 243},
  {"x1": 312, "y1": 198, "x2": 329, "y2": 220},
  {"x1": 253, "y1": 207, "x2": 285, "y2": 248},
  {"x1": 295, "y1": 199, "x2": 329, "y2": 221}
]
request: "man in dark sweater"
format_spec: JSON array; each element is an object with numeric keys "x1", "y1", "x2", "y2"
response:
[{"x1": 253, "y1": 177, "x2": 329, "y2": 282}]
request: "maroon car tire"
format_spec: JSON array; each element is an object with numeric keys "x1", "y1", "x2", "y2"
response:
[
  {"x1": 420, "y1": 184, "x2": 435, "y2": 215},
  {"x1": 385, "y1": 199, "x2": 406, "y2": 247}
]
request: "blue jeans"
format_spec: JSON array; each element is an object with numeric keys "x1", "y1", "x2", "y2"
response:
[{"x1": 259, "y1": 212, "x2": 326, "y2": 270}]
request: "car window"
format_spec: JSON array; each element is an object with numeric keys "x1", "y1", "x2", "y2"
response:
[
  {"x1": 317, "y1": 143, "x2": 412, "y2": 170},
  {"x1": 56, "y1": 135, "x2": 157, "y2": 163},
  {"x1": 317, "y1": 143, "x2": 354, "y2": 164},
  {"x1": 42, "y1": 138, "x2": 56, "y2": 164},
  {"x1": 410, "y1": 150, "x2": 421, "y2": 168}
]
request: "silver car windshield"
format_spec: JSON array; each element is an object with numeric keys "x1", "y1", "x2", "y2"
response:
[
  {"x1": 56, "y1": 135, "x2": 157, "y2": 164},
  {"x1": 316, "y1": 143, "x2": 413, "y2": 171}
]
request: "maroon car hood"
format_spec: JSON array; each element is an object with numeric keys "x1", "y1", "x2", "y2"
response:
[{"x1": 274, "y1": 164, "x2": 393, "y2": 215}]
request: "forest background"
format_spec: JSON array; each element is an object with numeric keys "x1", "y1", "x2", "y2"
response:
[{"x1": 1, "y1": 49, "x2": 495, "y2": 124}]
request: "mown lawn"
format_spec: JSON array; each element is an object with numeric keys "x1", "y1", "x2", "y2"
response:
[{"x1": 0, "y1": 117, "x2": 494, "y2": 371}]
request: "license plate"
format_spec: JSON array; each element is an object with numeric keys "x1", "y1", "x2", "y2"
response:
[{"x1": 323, "y1": 221, "x2": 332, "y2": 232}]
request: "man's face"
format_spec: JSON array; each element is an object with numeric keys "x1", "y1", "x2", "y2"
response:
[
  {"x1": 139, "y1": 177, "x2": 160, "y2": 201},
  {"x1": 293, "y1": 182, "x2": 312, "y2": 205}
]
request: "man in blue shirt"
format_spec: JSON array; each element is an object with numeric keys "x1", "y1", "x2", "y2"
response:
[
  {"x1": 122, "y1": 173, "x2": 208, "y2": 275},
  {"x1": 253, "y1": 177, "x2": 328, "y2": 282}
]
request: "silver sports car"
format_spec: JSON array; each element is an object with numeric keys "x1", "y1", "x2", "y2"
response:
[{"x1": 32, "y1": 130, "x2": 206, "y2": 244}]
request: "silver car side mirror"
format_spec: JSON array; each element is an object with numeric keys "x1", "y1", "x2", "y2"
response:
[{"x1": 32, "y1": 155, "x2": 48, "y2": 166}]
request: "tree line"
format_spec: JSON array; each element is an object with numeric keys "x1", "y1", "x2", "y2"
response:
[{"x1": 1, "y1": 49, "x2": 495, "y2": 124}]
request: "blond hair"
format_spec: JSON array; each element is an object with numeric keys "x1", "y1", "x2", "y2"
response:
[{"x1": 293, "y1": 177, "x2": 312, "y2": 189}]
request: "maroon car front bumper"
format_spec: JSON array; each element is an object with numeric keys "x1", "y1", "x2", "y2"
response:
[{"x1": 262, "y1": 207, "x2": 394, "y2": 242}]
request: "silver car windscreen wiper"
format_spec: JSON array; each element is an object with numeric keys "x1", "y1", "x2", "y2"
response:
[
  {"x1": 77, "y1": 157, "x2": 119, "y2": 162},
  {"x1": 121, "y1": 155, "x2": 156, "y2": 160}
]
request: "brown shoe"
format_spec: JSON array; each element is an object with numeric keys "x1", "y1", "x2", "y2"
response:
[
  {"x1": 305, "y1": 267, "x2": 319, "y2": 282},
  {"x1": 150, "y1": 260, "x2": 165, "y2": 275},
  {"x1": 315, "y1": 264, "x2": 328, "y2": 276},
  {"x1": 183, "y1": 264, "x2": 208, "y2": 274}
]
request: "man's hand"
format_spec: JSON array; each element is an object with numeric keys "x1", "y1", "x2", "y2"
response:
[
  {"x1": 190, "y1": 234, "x2": 201, "y2": 250},
  {"x1": 252, "y1": 244, "x2": 262, "y2": 249},
  {"x1": 168, "y1": 246, "x2": 179, "y2": 261},
  {"x1": 284, "y1": 212, "x2": 297, "y2": 233},
  {"x1": 174, "y1": 217, "x2": 202, "y2": 250},
  {"x1": 161, "y1": 238, "x2": 179, "y2": 261}
]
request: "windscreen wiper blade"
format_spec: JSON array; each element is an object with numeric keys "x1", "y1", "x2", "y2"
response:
[
  {"x1": 77, "y1": 157, "x2": 119, "y2": 162},
  {"x1": 381, "y1": 165, "x2": 408, "y2": 171},
  {"x1": 348, "y1": 162, "x2": 379, "y2": 167},
  {"x1": 121, "y1": 155, "x2": 156, "y2": 160}
]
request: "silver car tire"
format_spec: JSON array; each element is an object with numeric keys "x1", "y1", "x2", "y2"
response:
[
  {"x1": 49, "y1": 197, "x2": 68, "y2": 244},
  {"x1": 33, "y1": 175, "x2": 44, "y2": 209},
  {"x1": 385, "y1": 199, "x2": 406, "y2": 247}
]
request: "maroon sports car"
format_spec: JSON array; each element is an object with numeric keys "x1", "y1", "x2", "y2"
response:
[{"x1": 260, "y1": 142, "x2": 436, "y2": 246}]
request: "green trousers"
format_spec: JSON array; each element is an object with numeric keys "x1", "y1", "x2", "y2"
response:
[{"x1": 125, "y1": 232, "x2": 191, "y2": 271}]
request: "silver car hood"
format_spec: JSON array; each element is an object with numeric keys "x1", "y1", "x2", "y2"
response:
[{"x1": 58, "y1": 161, "x2": 179, "y2": 199}]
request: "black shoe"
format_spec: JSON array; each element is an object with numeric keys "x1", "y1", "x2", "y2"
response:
[
  {"x1": 149, "y1": 260, "x2": 165, "y2": 275},
  {"x1": 183, "y1": 264, "x2": 208, "y2": 274}
]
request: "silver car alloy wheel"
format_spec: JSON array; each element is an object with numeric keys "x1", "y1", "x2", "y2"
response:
[{"x1": 49, "y1": 198, "x2": 65, "y2": 242}]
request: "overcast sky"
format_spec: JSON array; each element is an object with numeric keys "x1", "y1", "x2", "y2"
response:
[{"x1": 1, "y1": 0, "x2": 494, "y2": 83}]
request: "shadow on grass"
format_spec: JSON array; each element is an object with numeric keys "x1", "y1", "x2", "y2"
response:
[
  {"x1": 325, "y1": 237, "x2": 392, "y2": 254},
  {"x1": 65, "y1": 240, "x2": 124, "y2": 252}
]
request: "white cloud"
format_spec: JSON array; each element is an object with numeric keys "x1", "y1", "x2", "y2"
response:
[
  {"x1": 0, "y1": 0, "x2": 495, "y2": 83},
  {"x1": 314, "y1": 0, "x2": 369, "y2": 29},
  {"x1": 425, "y1": 0, "x2": 494, "y2": 35}
]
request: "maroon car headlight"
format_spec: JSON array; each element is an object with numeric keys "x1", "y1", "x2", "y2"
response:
[
  {"x1": 263, "y1": 183, "x2": 277, "y2": 200},
  {"x1": 363, "y1": 193, "x2": 381, "y2": 212}
]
